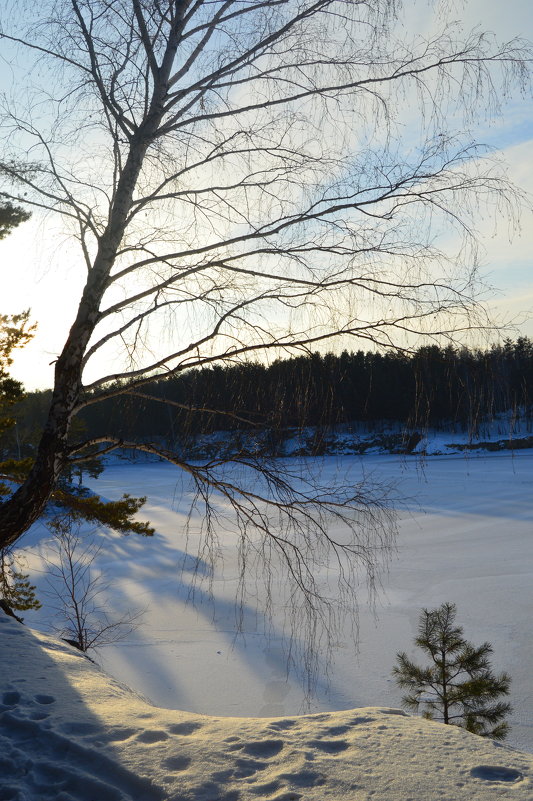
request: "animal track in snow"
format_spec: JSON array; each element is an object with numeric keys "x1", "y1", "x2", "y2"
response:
[
  {"x1": 187, "y1": 780, "x2": 240, "y2": 801},
  {"x1": 349, "y1": 715, "x2": 376, "y2": 726},
  {"x1": 0, "y1": 712, "x2": 164, "y2": 800}
]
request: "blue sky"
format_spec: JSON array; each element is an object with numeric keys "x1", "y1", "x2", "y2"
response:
[{"x1": 0, "y1": 0, "x2": 532, "y2": 390}]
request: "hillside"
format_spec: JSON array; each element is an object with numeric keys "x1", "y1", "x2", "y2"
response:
[{"x1": 1, "y1": 610, "x2": 532, "y2": 801}]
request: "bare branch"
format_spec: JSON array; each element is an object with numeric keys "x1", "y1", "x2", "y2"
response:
[{"x1": 0, "y1": 0, "x2": 530, "y2": 675}]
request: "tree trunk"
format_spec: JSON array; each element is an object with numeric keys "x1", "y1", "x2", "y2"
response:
[
  {"x1": 0, "y1": 137, "x2": 152, "y2": 548},
  {"x1": 441, "y1": 649, "x2": 450, "y2": 724},
  {"x1": 0, "y1": 18, "x2": 187, "y2": 547}
]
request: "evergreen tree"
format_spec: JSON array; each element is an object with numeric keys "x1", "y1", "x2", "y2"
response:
[
  {"x1": 393, "y1": 602, "x2": 512, "y2": 740},
  {"x1": 0, "y1": 548, "x2": 41, "y2": 615},
  {"x1": 0, "y1": 201, "x2": 30, "y2": 240},
  {"x1": 0, "y1": 311, "x2": 35, "y2": 449}
]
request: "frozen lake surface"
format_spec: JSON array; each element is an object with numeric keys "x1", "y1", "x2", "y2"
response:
[{"x1": 20, "y1": 452, "x2": 533, "y2": 753}]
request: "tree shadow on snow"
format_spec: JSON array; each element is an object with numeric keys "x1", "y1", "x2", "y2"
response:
[{"x1": 0, "y1": 612, "x2": 165, "y2": 801}]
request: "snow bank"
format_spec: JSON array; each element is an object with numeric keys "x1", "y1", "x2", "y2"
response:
[{"x1": 2, "y1": 611, "x2": 532, "y2": 801}]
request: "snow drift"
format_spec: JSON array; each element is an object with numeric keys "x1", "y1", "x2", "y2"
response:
[{"x1": 1, "y1": 611, "x2": 531, "y2": 801}]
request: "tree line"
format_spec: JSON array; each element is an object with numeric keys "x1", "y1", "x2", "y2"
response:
[{"x1": 4, "y1": 338, "x2": 533, "y2": 458}]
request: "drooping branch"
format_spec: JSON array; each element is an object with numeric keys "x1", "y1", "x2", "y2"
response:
[{"x1": 0, "y1": 0, "x2": 530, "y2": 626}]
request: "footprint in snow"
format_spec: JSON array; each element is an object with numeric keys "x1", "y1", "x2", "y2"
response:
[
  {"x1": 322, "y1": 725, "x2": 350, "y2": 736},
  {"x1": 161, "y1": 755, "x2": 192, "y2": 772},
  {"x1": 249, "y1": 779, "x2": 282, "y2": 796},
  {"x1": 34, "y1": 694, "x2": 55, "y2": 705},
  {"x1": 277, "y1": 769, "x2": 326, "y2": 788},
  {"x1": 60, "y1": 721, "x2": 100, "y2": 736},
  {"x1": 234, "y1": 757, "x2": 268, "y2": 778},
  {"x1": 268, "y1": 719, "x2": 297, "y2": 732},
  {"x1": 187, "y1": 781, "x2": 240, "y2": 801},
  {"x1": 241, "y1": 739, "x2": 284, "y2": 758},
  {"x1": 168, "y1": 721, "x2": 203, "y2": 736},
  {"x1": 349, "y1": 715, "x2": 376, "y2": 725},
  {"x1": 104, "y1": 727, "x2": 138, "y2": 742},
  {"x1": 136, "y1": 729, "x2": 169, "y2": 744},
  {"x1": 308, "y1": 738, "x2": 349, "y2": 754},
  {"x1": 2, "y1": 691, "x2": 21, "y2": 706},
  {"x1": 470, "y1": 766, "x2": 523, "y2": 783}
]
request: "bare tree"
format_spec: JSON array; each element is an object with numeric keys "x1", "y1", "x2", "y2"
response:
[
  {"x1": 45, "y1": 513, "x2": 140, "y2": 652},
  {"x1": 0, "y1": 1, "x2": 530, "y2": 665}
]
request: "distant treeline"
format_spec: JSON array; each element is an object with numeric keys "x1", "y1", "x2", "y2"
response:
[{"x1": 5, "y1": 338, "x2": 533, "y2": 456}]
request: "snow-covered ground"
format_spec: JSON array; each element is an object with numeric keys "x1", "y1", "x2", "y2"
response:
[
  {"x1": 2, "y1": 612, "x2": 532, "y2": 800},
  {"x1": 15, "y1": 451, "x2": 533, "y2": 757},
  {"x1": 167, "y1": 412, "x2": 533, "y2": 458}
]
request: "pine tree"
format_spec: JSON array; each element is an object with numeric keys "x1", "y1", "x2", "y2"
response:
[
  {"x1": 393, "y1": 602, "x2": 512, "y2": 740},
  {"x1": 0, "y1": 549, "x2": 41, "y2": 615},
  {"x1": 0, "y1": 201, "x2": 30, "y2": 241}
]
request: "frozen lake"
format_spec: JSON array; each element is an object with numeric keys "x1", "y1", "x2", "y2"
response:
[{"x1": 21, "y1": 452, "x2": 533, "y2": 753}]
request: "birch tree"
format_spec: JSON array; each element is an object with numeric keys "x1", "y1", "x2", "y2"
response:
[{"x1": 0, "y1": 1, "x2": 530, "y2": 648}]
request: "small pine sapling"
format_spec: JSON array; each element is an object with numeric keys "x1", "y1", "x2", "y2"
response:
[{"x1": 393, "y1": 602, "x2": 511, "y2": 740}]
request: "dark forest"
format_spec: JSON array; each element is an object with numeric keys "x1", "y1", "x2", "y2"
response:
[{"x1": 4, "y1": 338, "x2": 533, "y2": 460}]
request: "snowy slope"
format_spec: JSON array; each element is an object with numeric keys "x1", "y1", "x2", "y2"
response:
[
  {"x1": 17, "y1": 452, "x2": 533, "y2": 755},
  {"x1": 2, "y1": 610, "x2": 532, "y2": 801}
]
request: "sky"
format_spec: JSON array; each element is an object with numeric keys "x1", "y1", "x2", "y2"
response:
[{"x1": 0, "y1": 0, "x2": 532, "y2": 391}]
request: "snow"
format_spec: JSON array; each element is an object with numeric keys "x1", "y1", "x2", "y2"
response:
[
  {"x1": 4, "y1": 449, "x2": 533, "y2": 797},
  {"x1": 159, "y1": 412, "x2": 533, "y2": 459},
  {"x1": 2, "y1": 610, "x2": 532, "y2": 801}
]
